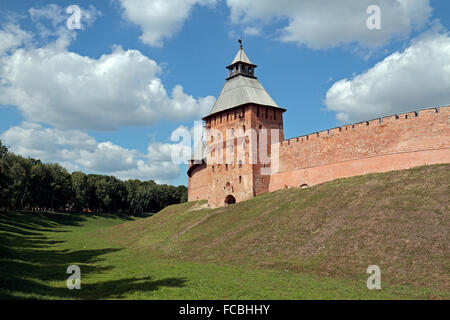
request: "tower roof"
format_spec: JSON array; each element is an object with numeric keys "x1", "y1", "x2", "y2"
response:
[
  {"x1": 229, "y1": 48, "x2": 254, "y2": 67},
  {"x1": 205, "y1": 75, "x2": 282, "y2": 117},
  {"x1": 203, "y1": 47, "x2": 285, "y2": 119}
]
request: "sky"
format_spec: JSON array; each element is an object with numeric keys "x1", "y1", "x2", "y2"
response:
[{"x1": 0, "y1": 0, "x2": 449, "y2": 186}]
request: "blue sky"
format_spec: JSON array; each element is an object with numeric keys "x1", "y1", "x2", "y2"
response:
[{"x1": 1, "y1": 0, "x2": 449, "y2": 186}]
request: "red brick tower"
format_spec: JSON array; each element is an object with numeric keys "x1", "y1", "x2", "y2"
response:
[{"x1": 202, "y1": 44, "x2": 286, "y2": 207}]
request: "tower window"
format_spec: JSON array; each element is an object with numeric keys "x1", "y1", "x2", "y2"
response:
[
  {"x1": 274, "y1": 109, "x2": 277, "y2": 120},
  {"x1": 257, "y1": 106, "x2": 259, "y2": 117},
  {"x1": 239, "y1": 176, "x2": 242, "y2": 183}
]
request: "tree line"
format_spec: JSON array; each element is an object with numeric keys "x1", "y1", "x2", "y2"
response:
[{"x1": 0, "y1": 140, "x2": 187, "y2": 214}]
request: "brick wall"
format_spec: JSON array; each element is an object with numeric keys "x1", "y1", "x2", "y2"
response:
[{"x1": 270, "y1": 106, "x2": 450, "y2": 191}]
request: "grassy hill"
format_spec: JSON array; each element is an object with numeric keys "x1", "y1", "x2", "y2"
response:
[{"x1": 1, "y1": 164, "x2": 449, "y2": 299}]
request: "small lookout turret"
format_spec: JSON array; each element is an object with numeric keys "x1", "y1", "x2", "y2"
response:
[{"x1": 226, "y1": 42, "x2": 257, "y2": 79}]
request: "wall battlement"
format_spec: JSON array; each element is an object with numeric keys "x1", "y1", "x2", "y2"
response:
[
  {"x1": 269, "y1": 105, "x2": 450, "y2": 192},
  {"x1": 281, "y1": 106, "x2": 448, "y2": 147}
]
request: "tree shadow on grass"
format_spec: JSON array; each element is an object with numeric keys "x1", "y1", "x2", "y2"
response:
[
  {"x1": 74, "y1": 276, "x2": 187, "y2": 299},
  {"x1": 0, "y1": 275, "x2": 187, "y2": 300},
  {"x1": 0, "y1": 243, "x2": 121, "y2": 299},
  {"x1": 0, "y1": 211, "x2": 186, "y2": 300},
  {"x1": 0, "y1": 243, "x2": 187, "y2": 299}
]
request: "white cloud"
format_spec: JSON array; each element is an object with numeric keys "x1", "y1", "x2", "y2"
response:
[
  {"x1": 0, "y1": 122, "x2": 182, "y2": 183},
  {"x1": 244, "y1": 26, "x2": 261, "y2": 36},
  {"x1": 226, "y1": 0, "x2": 432, "y2": 49},
  {"x1": 0, "y1": 24, "x2": 215, "y2": 131},
  {"x1": 27, "y1": 4, "x2": 101, "y2": 49},
  {"x1": 147, "y1": 142, "x2": 181, "y2": 161},
  {"x1": 113, "y1": 160, "x2": 180, "y2": 182},
  {"x1": 119, "y1": 0, "x2": 216, "y2": 47},
  {"x1": 325, "y1": 31, "x2": 450, "y2": 122},
  {"x1": 0, "y1": 24, "x2": 31, "y2": 54}
]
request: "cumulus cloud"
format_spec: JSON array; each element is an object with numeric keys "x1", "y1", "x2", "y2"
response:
[
  {"x1": 0, "y1": 122, "x2": 182, "y2": 183},
  {"x1": 325, "y1": 31, "x2": 450, "y2": 122},
  {"x1": 119, "y1": 0, "x2": 216, "y2": 47},
  {"x1": 226, "y1": 0, "x2": 432, "y2": 49},
  {"x1": 0, "y1": 4, "x2": 213, "y2": 182},
  {"x1": 0, "y1": 22, "x2": 214, "y2": 131}
]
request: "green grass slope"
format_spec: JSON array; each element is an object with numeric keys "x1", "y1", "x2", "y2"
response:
[
  {"x1": 103, "y1": 164, "x2": 449, "y2": 295},
  {"x1": 1, "y1": 164, "x2": 448, "y2": 299}
]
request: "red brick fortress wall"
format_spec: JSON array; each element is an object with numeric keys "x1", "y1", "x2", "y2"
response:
[{"x1": 270, "y1": 106, "x2": 450, "y2": 191}]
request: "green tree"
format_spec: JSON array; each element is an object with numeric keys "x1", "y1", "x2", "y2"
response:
[
  {"x1": 0, "y1": 139, "x2": 187, "y2": 213},
  {"x1": 71, "y1": 171, "x2": 89, "y2": 210}
]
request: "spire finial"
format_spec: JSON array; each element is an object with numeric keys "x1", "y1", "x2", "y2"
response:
[{"x1": 238, "y1": 38, "x2": 242, "y2": 49}]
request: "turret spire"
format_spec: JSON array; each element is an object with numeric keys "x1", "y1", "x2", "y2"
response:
[{"x1": 226, "y1": 45, "x2": 256, "y2": 80}]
